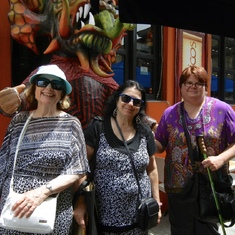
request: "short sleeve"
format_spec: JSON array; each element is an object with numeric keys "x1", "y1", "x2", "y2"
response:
[
  {"x1": 63, "y1": 116, "x2": 90, "y2": 175},
  {"x1": 84, "y1": 116, "x2": 104, "y2": 148},
  {"x1": 145, "y1": 125, "x2": 157, "y2": 155}
]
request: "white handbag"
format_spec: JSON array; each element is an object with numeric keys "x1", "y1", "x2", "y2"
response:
[
  {"x1": 0, "y1": 190, "x2": 58, "y2": 233},
  {"x1": 0, "y1": 112, "x2": 58, "y2": 233}
]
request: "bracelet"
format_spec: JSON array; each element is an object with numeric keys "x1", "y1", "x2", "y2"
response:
[
  {"x1": 46, "y1": 183, "x2": 53, "y2": 193},
  {"x1": 0, "y1": 105, "x2": 22, "y2": 117}
]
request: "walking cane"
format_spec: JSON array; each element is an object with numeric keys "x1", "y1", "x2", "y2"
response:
[{"x1": 197, "y1": 135, "x2": 226, "y2": 235}]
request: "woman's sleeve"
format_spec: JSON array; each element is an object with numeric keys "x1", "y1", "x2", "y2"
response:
[
  {"x1": 63, "y1": 117, "x2": 90, "y2": 175},
  {"x1": 225, "y1": 104, "x2": 235, "y2": 144},
  {"x1": 84, "y1": 117, "x2": 103, "y2": 148},
  {"x1": 155, "y1": 111, "x2": 169, "y2": 148},
  {"x1": 146, "y1": 127, "x2": 157, "y2": 156},
  {"x1": 0, "y1": 118, "x2": 15, "y2": 195}
]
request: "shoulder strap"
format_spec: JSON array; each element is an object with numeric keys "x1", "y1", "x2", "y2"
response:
[
  {"x1": 114, "y1": 118, "x2": 142, "y2": 200},
  {"x1": 10, "y1": 112, "x2": 33, "y2": 192},
  {"x1": 72, "y1": 180, "x2": 89, "y2": 206},
  {"x1": 89, "y1": 116, "x2": 104, "y2": 181}
]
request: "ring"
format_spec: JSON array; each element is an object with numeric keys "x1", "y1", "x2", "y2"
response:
[{"x1": 26, "y1": 203, "x2": 32, "y2": 208}]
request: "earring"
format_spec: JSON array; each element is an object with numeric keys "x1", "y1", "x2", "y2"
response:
[
  {"x1": 113, "y1": 108, "x2": 117, "y2": 117},
  {"x1": 136, "y1": 115, "x2": 141, "y2": 124}
]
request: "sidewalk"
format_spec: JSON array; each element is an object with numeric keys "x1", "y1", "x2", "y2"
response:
[
  {"x1": 148, "y1": 213, "x2": 235, "y2": 235},
  {"x1": 149, "y1": 213, "x2": 170, "y2": 235}
]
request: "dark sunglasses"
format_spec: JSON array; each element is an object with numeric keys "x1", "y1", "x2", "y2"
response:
[
  {"x1": 119, "y1": 94, "x2": 144, "y2": 107},
  {"x1": 35, "y1": 78, "x2": 64, "y2": 91}
]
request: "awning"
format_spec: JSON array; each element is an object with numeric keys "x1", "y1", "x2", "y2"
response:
[{"x1": 118, "y1": 0, "x2": 235, "y2": 38}]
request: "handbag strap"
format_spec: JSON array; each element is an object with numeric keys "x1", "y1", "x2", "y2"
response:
[
  {"x1": 89, "y1": 116, "x2": 104, "y2": 182},
  {"x1": 10, "y1": 112, "x2": 34, "y2": 190},
  {"x1": 114, "y1": 118, "x2": 143, "y2": 200},
  {"x1": 181, "y1": 102, "x2": 196, "y2": 166}
]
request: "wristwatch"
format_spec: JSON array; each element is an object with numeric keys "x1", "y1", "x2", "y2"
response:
[{"x1": 46, "y1": 183, "x2": 53, "y2": 193}]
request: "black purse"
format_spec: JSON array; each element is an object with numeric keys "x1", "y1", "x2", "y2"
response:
[
  {"x1": 114, "y1": 118, "x2": 159, "y2": 232},
  {"x1": 197, "y1": 173, "x2": 235, "y2": 225},
  {"x1": 137, "y1": 197, "x2": 159, "y2": 231}
]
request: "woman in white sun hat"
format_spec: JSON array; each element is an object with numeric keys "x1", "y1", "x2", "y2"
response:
[
  {"x1": 29, "y1": 64, "x2": 72, "y2": 95},
  {"x1": 0, "y1": 64, "x2": 89, "y2": 234}
]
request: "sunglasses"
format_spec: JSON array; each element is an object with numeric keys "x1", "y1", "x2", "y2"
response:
[
  {"x1": 119, "y1": 94, "x2": 144, "y2": 107},
  {"x1": 35, "y1": 78, "x2": 64, "y2": 91}
]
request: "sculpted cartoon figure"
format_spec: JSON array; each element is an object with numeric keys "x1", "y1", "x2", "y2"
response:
[{"x1": 1, "y1": 0, "x2": 134, "y2": 127}]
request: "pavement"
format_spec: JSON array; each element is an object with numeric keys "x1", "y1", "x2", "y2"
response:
[
  {"x1": 148, "y1": 213, "x2": 235, "y2": 235},
  {"x1": 149, "y1": 213, "x2": 170, "y2": 235}
]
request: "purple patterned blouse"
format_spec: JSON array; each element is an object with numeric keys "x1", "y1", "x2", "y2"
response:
[{"x1": 155, "y1": 96, "x2": 235, "y2": 194}]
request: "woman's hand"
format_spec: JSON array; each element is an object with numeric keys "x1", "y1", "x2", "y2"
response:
[
  {"x1": 11, "y1": 187, "x2": 46, "y2": 218},
  {"x1": 12, "y1": 174, "x2": 82, "y2": 218},
  {"x1": 202, "y1": 143, "x2": 235, "y2": 171},
  {"x1": 201, "y1": 155, "x2": 226, "y2": 171},
  {"x1": 157, "y1": 202, "x2": 163, "y2": 224},
  {"x1": 73, "y1": 195, "x2": 87, "y2": 229},
  {"x1": 147, "y1": 154, "x2": 162, "y2": 224},
  {"x1": 0, "y1": 84, "x2": 25, "y2": 115}
]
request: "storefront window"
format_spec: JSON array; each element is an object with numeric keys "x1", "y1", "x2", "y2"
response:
[
  {"x1": 211, "y1": 36, "x2": 235, "y2": 103},
  {"x1": 112, "y1": 24, "x2": 162, "y2": 100}
]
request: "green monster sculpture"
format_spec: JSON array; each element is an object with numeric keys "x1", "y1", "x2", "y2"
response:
[{"x1": 4, "y1": 0, "x2": 134, "y2": 128}]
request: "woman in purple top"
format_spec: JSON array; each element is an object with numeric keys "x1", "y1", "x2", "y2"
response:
[{"x1": 155, "y1": 65, "x2": 235, "y2": 235}]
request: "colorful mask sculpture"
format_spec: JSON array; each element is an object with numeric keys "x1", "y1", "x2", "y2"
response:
[{"x1": 7, "y1": 0, "x2": 135, "y2": 128}]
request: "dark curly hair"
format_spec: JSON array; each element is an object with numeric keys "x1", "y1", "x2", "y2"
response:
[{"x1": 103, "y1": 80, "x2": 147, "y2": 129}]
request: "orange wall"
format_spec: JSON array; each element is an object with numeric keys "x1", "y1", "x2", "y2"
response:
[
  {"x1": 0, "y1": 2, "x2": 11, "y2": 144},
  {"x1": 146, "y1": 101, "x2": 170, "y2": 124},
  {"x1": 162, "y1": 27, "x2": 176, "y2": 104},
  {"x1": 146, "y1": 100, "x2": 170, "y2": 159}
]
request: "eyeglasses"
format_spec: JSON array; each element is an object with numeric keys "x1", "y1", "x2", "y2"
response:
[
  {"x1": 183, "y1": 81, "x2": 205, "y2": 88},
  {"x1": 119, "y1": 94, "x2": 144, "y2": 107},
  {"x1": 35, "y1": 78, "x2": 64, "y2": 91}
]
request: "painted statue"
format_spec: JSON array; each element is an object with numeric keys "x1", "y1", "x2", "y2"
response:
[{"x1": 1, "y1": 0, "x2": 134, "y2": 128}]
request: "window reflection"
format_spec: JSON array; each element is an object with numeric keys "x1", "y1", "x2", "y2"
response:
[
  {"x1": 111, "y1": 24, "x2": 161, "y2": 99},
  {"x1": 136, "y1": 59, "x2": 153, "y2": 94},
  {"x1": 136, "y1": 25, "x2": 154, "y2": 94},
  {"x1": 137, "y1": 25, "x2": 153, "y2": 54},
  {"x1": 225, "y1": 38, "x2": 235, "y2": 102},
  {"x1": 112, "y1": 54, "x2": 125, "y2": 85}
]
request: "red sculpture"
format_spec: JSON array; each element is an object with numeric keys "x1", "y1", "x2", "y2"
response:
[{"x1": 4, "y1": 0, "x2": 134, "y2": 128}]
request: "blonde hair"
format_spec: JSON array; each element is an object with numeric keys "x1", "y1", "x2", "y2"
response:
[{"x1": 24, "y1": 84, "x2": 71, "y2": 110}]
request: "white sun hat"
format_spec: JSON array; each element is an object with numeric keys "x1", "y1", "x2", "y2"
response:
[{"x1": 29, "y1": 64, "x2": 72, "y2": 95}]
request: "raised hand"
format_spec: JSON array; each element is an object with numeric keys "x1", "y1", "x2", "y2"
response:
[{"x1": 0, "y1": 84, "x2": 25, "y2": 116}]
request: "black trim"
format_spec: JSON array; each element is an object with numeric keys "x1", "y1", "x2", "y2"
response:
[{"x1": 100, "y1": 223, "x2": 138, "y2": 233}]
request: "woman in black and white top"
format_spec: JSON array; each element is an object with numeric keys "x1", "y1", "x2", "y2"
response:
[{"x1": 74, "y1": 80, "x2": 162, "y2": 235}]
